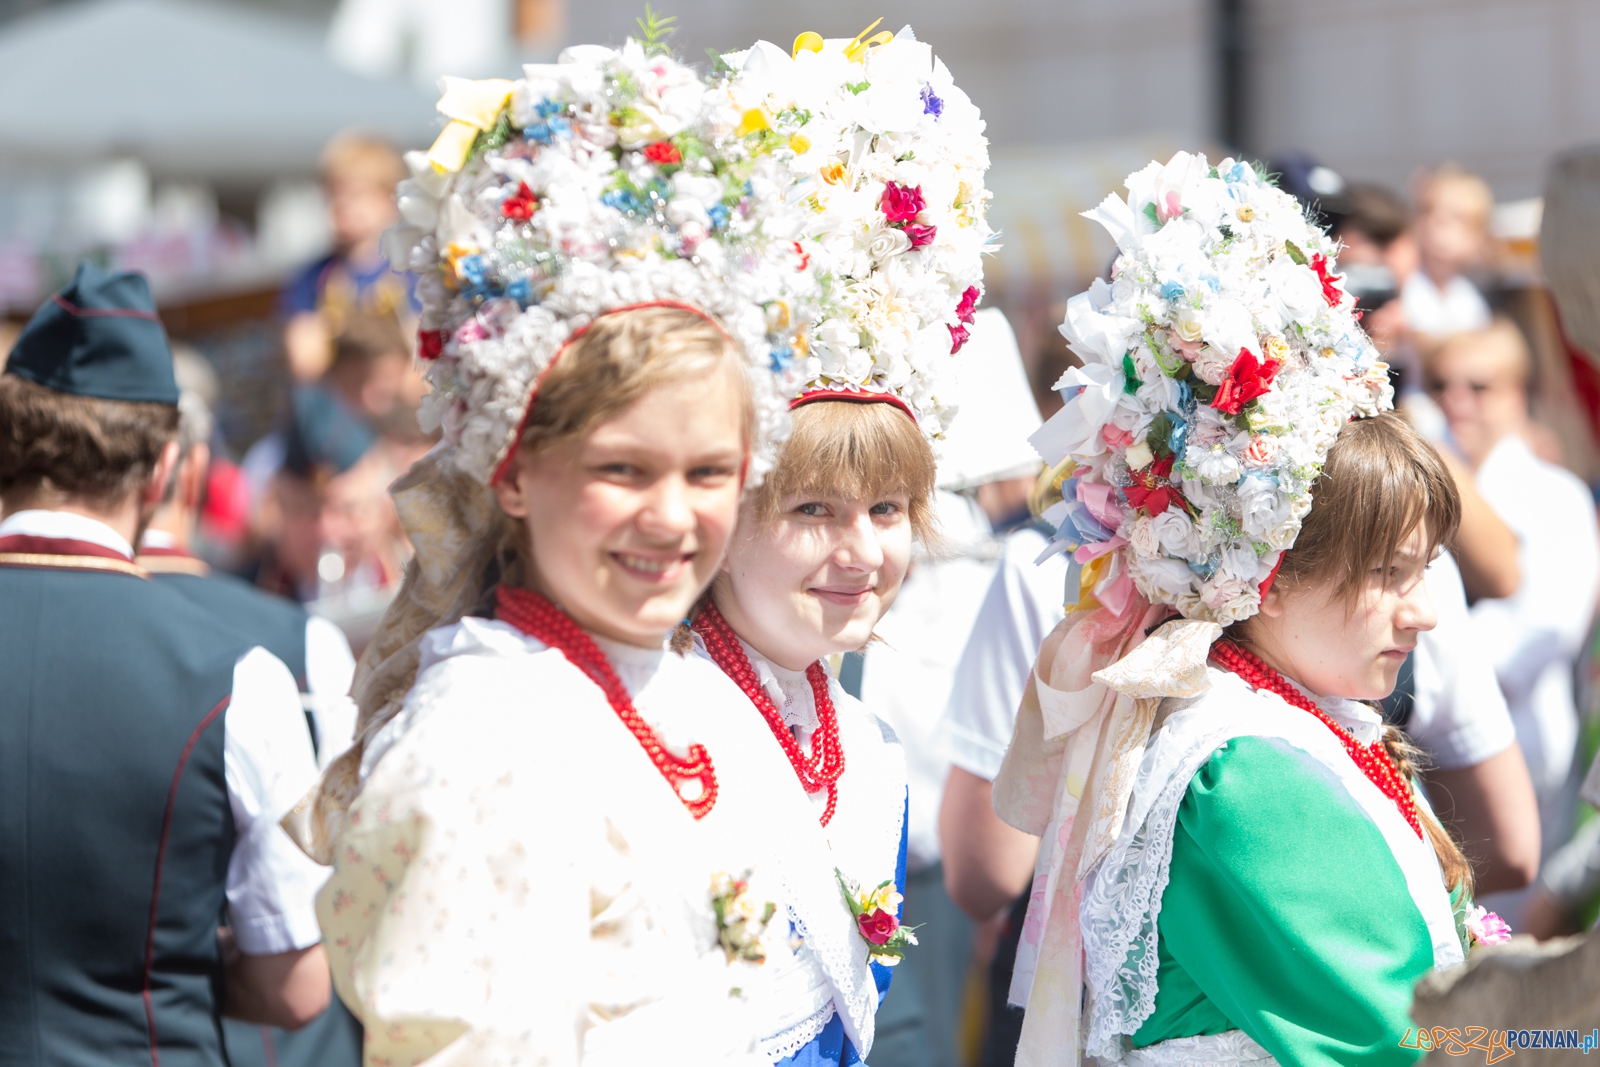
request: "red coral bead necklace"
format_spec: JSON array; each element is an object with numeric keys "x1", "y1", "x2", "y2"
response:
[
  {"x1": 693, "y1": 600, "x2": 845, "y2": 826},
  {"x1": 1210, "y1": 638, "x2": 1423, "y2": 838},
  {"x1": 495, "y1": 583, "x2": 718, "y2": 819}
]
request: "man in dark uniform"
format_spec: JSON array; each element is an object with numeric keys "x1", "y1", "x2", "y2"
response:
[
  {"x1": 138, "y1": 380, "x2": 363, "y2": 1067},
  {"x1": 0, "y1": 264, "x2": 331, "y2": 1067}
]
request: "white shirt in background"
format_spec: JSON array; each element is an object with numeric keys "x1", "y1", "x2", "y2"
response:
[
  {"x1": 1470, "y1": 434, "x2": 1600, "y2": 838},
  {"x1": 937, "y1": 524, "x2": 1070, "y2": 783},
  {"x1": 1401, "y1": 271, "x2": 1492, "y2": 337},
  {"x1": 861, "y1": 492, "x2": 998, "y2": 871},
  {"x1": 1407, "y1": 553, "x2": 1517, "y2": 769}
]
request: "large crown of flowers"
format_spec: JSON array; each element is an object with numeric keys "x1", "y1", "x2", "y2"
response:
[
  {"x1": 721, "y1": 22, "x2": 993, "y2": 440},
  {"x1": 1030, "y1": 152, "x2": 1393, "y2": 624},
  {"x1": 385, "y1": 39, "x2": 821, "y2": 486}
]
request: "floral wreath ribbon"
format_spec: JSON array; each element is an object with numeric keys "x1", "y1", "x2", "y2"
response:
[
  {"x1": 792, "y1": 18, "x2": 894, "y2": 60},
  {"x1": 990, "y1": 604, "x2": 1221, "y2": 1066}
]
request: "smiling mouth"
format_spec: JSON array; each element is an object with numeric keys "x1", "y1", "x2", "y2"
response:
[
  {"x1": 1380, "y1": 647, "x2": 1414, "y2": 661},
  {"x1": 613, "y1": 552, "x2": 692, "y2": 583},
  {"x1": 811, "y1": 587, "x2": 874, "y2": 607}
]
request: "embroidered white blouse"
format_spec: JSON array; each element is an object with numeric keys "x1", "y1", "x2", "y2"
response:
[{"x1": 317, "y1": 617, "x2": 881, "y2": 1067}]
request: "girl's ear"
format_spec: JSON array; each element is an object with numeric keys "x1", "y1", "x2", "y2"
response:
[
  {"x1": 1257, "y1": 576, "x2": 1288, "y2": 619},
  {"x1": 493, "y1": 456, "x2": 531, "y2": 519}
]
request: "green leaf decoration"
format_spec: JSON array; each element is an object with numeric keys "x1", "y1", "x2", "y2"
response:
[
  {"x1": 1122, "y1": 353, "x2": 1140, "y2": 394},
  {"x1": 1283, "y1": 240, "x2": 1307, "y2": 266},
  {"x1": 636, "y1": 5, "x2": 678, "y2": 55},
  {"x1": 1143, "y1": 202, "x2": 1161, "y2": 227},
  {"x1": 846, "y1": 80, "x2": 871, "y2": 95}
]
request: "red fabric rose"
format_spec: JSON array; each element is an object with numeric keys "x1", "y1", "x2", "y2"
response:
[
  {"x1": 417, "y1": 328, "x2": 445, "y2": 361},
  {"x1": 955, "y1": 285, "x2": 980, "y2": 324},
  {"x1": 949, "y1": 322, "x2": 970, "y2": 353},
  {"x1": 880, "y1": 181, "x2": 926, "y2": 223},
  {"x1": 500, "y1": 182, "x2": 538, "y2": 220},
  {"x1": 1122, "y1": 453, "x2": 1177, "y2": 515},
  {"x1": 643, "y1": 141, "x2": 682, "y2": 165},
  {"x1": 1310, "y1": 253, "x2": 1344, "y2": 308},
  {"x1": 1211, "y1": 349, "x2": 1282, "y2": 415},
  {"x1": 903, "y1": 223, "x2": 937, "y2": 248},
  {"x1": 857, "y1": 908, "x2": 899, "y2": 945}
]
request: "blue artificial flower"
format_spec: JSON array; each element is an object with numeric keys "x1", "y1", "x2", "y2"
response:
[
  {"x1": 1167, "y1": 413, "x2": 1189, "y2": 455},
  {"x1": 1227, "y1": 160, "x2": 1251, "y2": 183},
  {"x1": 1175, "y1": 377, "x2": 1194, "y2": 411},
  {"x1": 1160, "y1": 280, "x2": 1185, "y2": 301},
  {"x1": 708, "y1": 202, "x2": 731, "y2": 230},
  {"x1": 525, "y1": 116, "x2": 571, "y2": 145},
  {"x1": 768, "y1": 344, "x2": 794, "y2": 372},
  {"x1": 534, "y1": 98, "x2": 565, "y2": 119},
  {"x1": 920, "y1": 84, "x2": 944, "y2": 117},
  {"x1": 1202, "y1": 273, "x2": 1220, "y2": 292},
  {"x1": 506, "y1": 276, "x2": 533, "y2": 307},
  {"x1": 602, "y1": 187, "x2": 644, "y2": 214},
  {"x1": 1187, "y1": 556, "x2": 1219, "y2": 579},
  {"x1": 457, "y1": 254, "x2": 488, "y2": 288}
]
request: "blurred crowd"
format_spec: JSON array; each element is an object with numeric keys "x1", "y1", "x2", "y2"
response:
[{"x1": 7, "y1": 131, "x2": 1599, "y2": 1063}]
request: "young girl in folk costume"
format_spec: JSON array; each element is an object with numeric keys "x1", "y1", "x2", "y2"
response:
[
  {"x1": 678, "y1": 28, "x2": 992, "y2": 1066},
  {"x1": 992, "y1": 154, "x2": 1508, "y2": 1067},
  {"x1": 281, "y1": 41, "x2": 882, "y2": 1066}
]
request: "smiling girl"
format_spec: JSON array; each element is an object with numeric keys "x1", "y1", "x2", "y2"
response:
[
  {"x1": 283, "y1": 44, "x2": 881, "y2": 1066},
  {"x1": 991, "y1": 155, "x2": 1500, "y2": 1067}
]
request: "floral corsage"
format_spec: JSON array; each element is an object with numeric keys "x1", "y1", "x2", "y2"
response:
[
  {"x1": 1464, "y1": 904, "x2": 1512, "y2": 947},
  {"x1": 837, "y1": 869, "x2": 919, "y2": 966},
  {"x1": 712, "y1": 870, "x2": 777, "y2": 964}
]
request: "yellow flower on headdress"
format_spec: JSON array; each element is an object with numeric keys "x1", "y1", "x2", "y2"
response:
[{"x1": 426, "y1": 77, "x2": 516, "y2": 173}]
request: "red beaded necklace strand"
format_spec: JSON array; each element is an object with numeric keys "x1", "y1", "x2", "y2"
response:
[
  {"x1": 1209, "y1": 639, "x2": 1423, "y2": 838},
  {"x1": 692, "y1": 601, "x2": 845, "y2": 826},
  {"x1": 495, "y1": 584, "x2": 717, "y2": 819}
]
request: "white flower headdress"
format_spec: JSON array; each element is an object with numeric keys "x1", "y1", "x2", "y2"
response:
[
  {"x1": 1029, "y1": 151, "x2": 1393, "y2": 624},
  {"x1": 385, "y1": 39, "x2": 822, "y2": 486},
  {"x1": 721, "y1": 22, "x2": 994, "y2": 440}
]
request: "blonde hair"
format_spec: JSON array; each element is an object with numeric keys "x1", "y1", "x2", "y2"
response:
[
  {"x1": 748, "y1": 399, "x2": 938, "y2": 541},
  {"x1": 1232, "y1": 412, "x2": 1473, "y2": 892},
  {"x1": 1419, "y1": 163, "x2": 1494, "y2": 225},
  {"x1": 318, "y1": 132, "x2": 407, "y2": 190}
]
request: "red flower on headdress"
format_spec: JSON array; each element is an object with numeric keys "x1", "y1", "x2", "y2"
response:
[
  {"x1": 949, "y1": 322, "x2": 970, "y2": 353},
  {"x1": 903, "y1": 223, "x2": 937, "y2": 248},
  {"x1": 880, "y1": 182, "x2": 926, "y2": 224},
  {"x1": 1211, "y1": 349, "x2": 1282, "y2": 415},
  {"x1": 1310, "y1": 253, "x2": 1344, "y2": 308},
  {"x1": 1122, "y1": 452, "x2": 1178, "y2": 515},
  {"x1": 417, "y1": 328, "x2": 445, "y2": 361},
  {"x1": 955, "y1": 285, "x2": 980, "y2": 324},
  {"x1": 644, "y1": 141, "x2": 682, "y2": 165},
  {"x1": 792, "y1": 240, "x2": 810, "y2": 272},
  {"x1": 857, "y1": 908, "x2": 900, "y2": 945},
  {"x1": 500, "y1": 182, "x2": 538, "y2": 220}
]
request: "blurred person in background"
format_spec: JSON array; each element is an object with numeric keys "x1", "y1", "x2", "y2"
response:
[
  {"x1": 854, "y1": 308, "x2": 1042, "y2": 1067},
  {"x1": 1427, "y1": 320, "x2": 1600, "y2": 920},
  {"x1": 1402, "y1": 165, "x2": 1495, "y2": 340},
  {"x1": 136, "y1": 357, "x2": 364, "y2": 1067},
  {"x1": 0, "y1": 265, "x2": 330, "y2": 1060},
  {"x1": 280, "y1": 134, "x2": 414, "y2": 384}
]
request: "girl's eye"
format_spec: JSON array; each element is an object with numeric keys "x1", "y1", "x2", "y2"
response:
[
  {"x1": 598, "y1": 463, "x2": 640, "y2": 477},
  {"x1": 870, "y1": 500, "x2": 902, "y2": 516},
  {"x1": 689, "y1": 465, "x2": 735, "y2": 482},
  {"x1": 795, "y1": 502, "x2": 828, "y2": 517}
]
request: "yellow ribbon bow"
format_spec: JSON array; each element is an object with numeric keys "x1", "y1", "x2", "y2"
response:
[{"x1": 426, "y1": 76, "x2": 516, "y2": 174}]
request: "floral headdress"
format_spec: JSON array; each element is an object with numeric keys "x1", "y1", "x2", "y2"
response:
[
  {"x1": 1029, "y1": 151, "x2": 1393, "y2": 624},
  {"x1": 721, "y1": 22, "x2": 993, "y2": 440},
  {"x1": 385, "y1": 39, "x2": 822, "y2": 486}
]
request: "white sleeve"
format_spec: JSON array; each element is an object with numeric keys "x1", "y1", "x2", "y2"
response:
[
  {"x1": 938, "y1": 533, "x2": 1067, "y2": 781},
  {"x1": 1406, "y1": 554, "x2": 1517, "y2": 770},
  {"x1": 303, "y1": 615, "x2": 358, "y2": 769},
  {"x1": 225, "y1": 646, "x2": 328, "y2": 955}
]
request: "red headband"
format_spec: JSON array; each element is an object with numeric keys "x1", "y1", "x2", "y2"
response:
[
  {"x1": 489, "y1": 300, "x2": 731, "y2": 486},
  {"x1": 789, "y1": 388, "x2": 918, "y2": 424}
]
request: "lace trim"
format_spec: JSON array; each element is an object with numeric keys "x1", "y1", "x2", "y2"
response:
[
  {"x1": 1080, "y1": 749, "x2": 1198, "y2": 1059},
  {"x1": 760, "y1": 1003, "x2": 836, "y2": 1062},
  {"x1": 1122, "y1": 1030, "x2": 1277, "y2": 1066},
  {"x1": 786, "y1": 895, "x2": 876, "y2": 1054}
]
